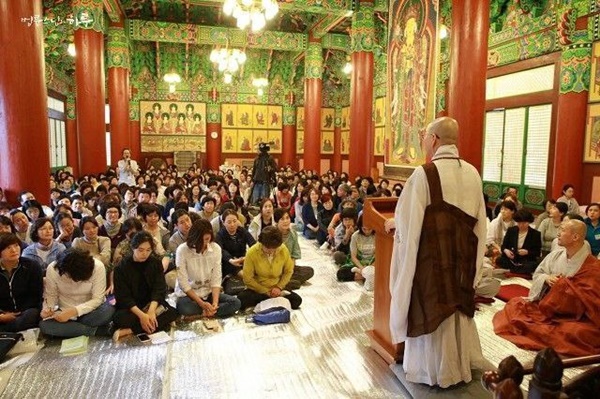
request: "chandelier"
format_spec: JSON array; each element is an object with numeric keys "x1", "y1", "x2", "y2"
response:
[
  {"x1": 223, "y1": 0, "x2": 279, "y2": 31},
  {"x1": 210, "y1": 48, "x2": 247, "y2": 83},
  {"x1": 163, "y1": 71, "x2": 182, "y2": 93},
  {"x1": 252, "y1": 77, "x2": 268, "y2": 96}
]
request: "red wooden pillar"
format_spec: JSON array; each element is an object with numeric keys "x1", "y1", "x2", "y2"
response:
[
  {"x1": 74, "y1": 0, "x2": 107, "y2": 175},
  {"x1": 107, "y1": 24, "x2": 131, "y2": 166},
  {"x1": 0, "y1": 0, "x2": 50, "y2": 204},
  {"x1": 551, "y1": 37, "x2": 591, "y2": 199},
  {"x1": 303, "y1": 37, "x2": 323, "y2": 172},
  {"x1": 332, "y1": 107, "x2": 342, "y2": 173},
  {"x1": 66, "y1": 93, "x2": 80, "y2": 177},
  {"x1": 129, "y1": 120, "x2": 141, "y2": 163},
  {"x1": 448, "y1": 0, "x2": 489, "y2": 172},
  {"x1": 206, "y1": 102, "x2": 222, "y2": 170},
  {"x1": 348, "y1": 1, "x2": 375, "y2": 179},
  {"x1": 281, "y1": 103, "x2": 297, "y2": 169}
]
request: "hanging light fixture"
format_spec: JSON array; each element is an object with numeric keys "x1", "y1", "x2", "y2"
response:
[
  {"x1": 210, "y1": 46, "x2": 247, "y2": 82},
  {"x1": 67, "y1": 43, "x2": 76, "y2": 57},
  {"x1": 252, "y1": 77, "x2": 268, "y2": 96},
  {"x1": 163, "y1": 71, "x2": 182, "y2": 93},
  {"x1": 223, "y1": 0, "x2": 279, "y2": 32},
  {"x1": 342, "y1": 55, "x2": 352, "y2": 74}
]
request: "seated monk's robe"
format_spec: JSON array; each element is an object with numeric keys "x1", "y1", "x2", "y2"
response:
[{"x1": 493, "y1": 247, "x2": 600, "y2": 357}]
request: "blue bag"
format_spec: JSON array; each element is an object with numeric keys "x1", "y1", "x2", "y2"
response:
[{"x1": 252, "y1": 306, "x2": 291, "y2": 325}]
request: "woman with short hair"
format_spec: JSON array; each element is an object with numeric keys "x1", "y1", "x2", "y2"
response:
[
  {"x1": 112, "y1": 232, "x2": 178, "y2": 340},
  {"x1": 238, "y1": 226, "x2": 302, "y2": 310},
  {"x1": 98, "y1": 202, "x2": 126, "y2": 250},
  {"x1": 0, "y1": 233, "x2": 43, "y2": 332},
  {"x1": 175, "y1": 219, "x2": 241, "y2": 318},
  {"x1": 21, "y1": 218, "x2": 67, "y2": 274},
  {"x1": 39, "y1": 248, "x2": 114, "y2": 337}
]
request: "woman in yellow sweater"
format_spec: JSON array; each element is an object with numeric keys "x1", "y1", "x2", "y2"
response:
[{"x1": 238, "y1": 226, "x2": 302, "y2": 310}]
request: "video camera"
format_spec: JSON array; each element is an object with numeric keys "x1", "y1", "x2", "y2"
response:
[{"x1": 258, "y1": 142, "x2": 271, "y2": 153}]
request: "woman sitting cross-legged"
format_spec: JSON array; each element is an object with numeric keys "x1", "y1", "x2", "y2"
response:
[
  {"x1": 112, "y1": 232, "x2": 179, "y2": 340},
  {"x1": 274, "y1": 207, "x2": 314, "y2": 289},
  {"x1": 0, "y1": 233, "x2": 43, "y2": 333},
  {"x1": 497, "y1": 209, "x2": 542, "y2": 274},
  {"x1": 39, "y1": 248, "x2": 115, "y2": 338},
  {"x1": 175, "y1": 219, "x2": 241, "y2": 318},
  {"x1": 238, "y1": 226, "x2": 302, "y2": 310},
  {"x1": 336, "y1": 215, "x2": 376, "y2": 290}
]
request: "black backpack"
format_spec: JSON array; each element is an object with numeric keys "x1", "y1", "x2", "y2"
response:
[{"x1": 0, "y1": 332, "x2": 24, "y2": 363}]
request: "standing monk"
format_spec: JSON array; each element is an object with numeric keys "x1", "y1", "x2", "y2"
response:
[{"x1": 386, "y1": 117, "x2": 488, "y2": 387}]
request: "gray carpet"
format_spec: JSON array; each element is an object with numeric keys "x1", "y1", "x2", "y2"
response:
[{"x1": 0, "y1": 237, "x2": 408, "y2": 399}]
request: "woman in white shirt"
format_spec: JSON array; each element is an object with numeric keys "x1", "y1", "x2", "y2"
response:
[
  {"x1": 176, "y1": 219, "x2": 241, "y2": 318},
  {"x1": 39, "y1": 248, "x2": 114, "y2": 337}
]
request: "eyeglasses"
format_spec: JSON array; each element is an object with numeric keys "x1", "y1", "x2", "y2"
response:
[{"x1": 419, "y1": 131, "x2": 439, "y2": 141}]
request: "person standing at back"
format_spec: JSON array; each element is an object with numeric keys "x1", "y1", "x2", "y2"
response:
[
  {"x1": 386, "y1": 117, "x2": 488, "y2": 388},
  {"x1": 117, "y1": 148, "x2": 140, "y2": 186}
]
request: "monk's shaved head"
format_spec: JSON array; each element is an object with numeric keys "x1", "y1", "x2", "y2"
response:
[
  {"x1": 427, "y1": 117, "x2": 458, "y2": 145},
  {"x1": 565, "y1": 219, "x2": 586, "y2": 240}
]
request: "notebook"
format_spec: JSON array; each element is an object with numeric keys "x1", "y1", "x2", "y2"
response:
[
  {"x1": 148, "y1": 331, "x2": 172, "y2": 345},
  {"x1": 59, "y1": 336, "x2": 89, "y2": 356}
]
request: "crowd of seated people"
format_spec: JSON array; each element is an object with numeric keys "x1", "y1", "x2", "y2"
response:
[{"x1": 0, "y1": 161, "x2": 394, "y2": 338}]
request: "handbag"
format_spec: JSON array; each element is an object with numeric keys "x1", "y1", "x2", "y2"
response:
[
  {"x1": 251, "y1": 306, "x2": 291, "y2": 325},
  {"x1": 0, "y1": 332, "x2": 24, "y2": 363}
]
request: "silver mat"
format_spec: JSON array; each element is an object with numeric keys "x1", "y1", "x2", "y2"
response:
[{"x1": 0, "y1": 237, "x2": 408, "y2": 399}]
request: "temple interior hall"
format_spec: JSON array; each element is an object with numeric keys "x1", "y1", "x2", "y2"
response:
[{"x1": 2, "y1": 0, "x2": 600, "y2": 398}]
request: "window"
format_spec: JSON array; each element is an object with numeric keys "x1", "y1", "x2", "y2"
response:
[
  {"x1": 482, "y1": 104, "x2": 552, "y2": 206},
  {"x1": 47, "y1": 96, "x2": 67, "y2": 169}
]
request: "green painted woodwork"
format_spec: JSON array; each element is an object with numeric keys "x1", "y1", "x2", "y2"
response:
[
  {"x1": 207, "y1": 103, "x2": 221, "y2": 123},
  {"x1": 72, "y1": 0, "x2": 104, "y2": 32},
  {"x1": 305, "y1": 42, "x2": 324, "y2": 79},
  {"x1": 128, "y1": 20, "x2": 308, "y2": 51},
  {"x1": 66, "y1": 93, "x2": 76, "y2": 120},
  {"x1": 283, "y1": 105, "x2": 296, "y2": 126},
  {"x1": 351, "y1": 2, "x2": 375, "y2": 53},
  {"x1": 103, "y1": 0, "x2": 123, "y2": 22},
  {"x1": 559, "y1": 32, "x2": 592, "y2": 94},
  {"x1": 106, "y1": 26, "x2": 130, "y2": 69}
]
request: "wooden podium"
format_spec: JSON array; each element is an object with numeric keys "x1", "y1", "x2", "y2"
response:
[{"x1": 363, "y1": 198, "x2": 404, "y2": 364}]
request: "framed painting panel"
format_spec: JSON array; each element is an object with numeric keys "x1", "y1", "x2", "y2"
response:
[
  {"x1": 385, "y1": 0, "x2": 438, "y2": 177},
  {"x1": 163, "y1": 136, "x2": 186, "y2": 152},
  {"x1": 237, "y1": 129, "x2": 253, "y2": 153},
  {"x1": 341, "y1": 107, "x2": 350, "y2": 130},
  {"x1": 321, "y1": 131, "x2": 334, "y2": 154},
  {"x1": 222, "y1": 129, "x2": 238, "y2": 153},
  {"x1": 297, "y1": 130, "x2": 304, "y2": 154},
  {"x1": 341, "y1": 130, "x2": 350, "y2": 155},
  {"x1": 374, "y1": 127, "x2": 384, "y2": 156},
  {"x1": 253, "y1": 130, "x2": 268, "y2": 149},
  {"x1": 296, "y1": 107, "x2": 305, "y2": 130},
  {"x1": 238, "y1": 104, "x2": 253, "y2": 128},
  {"x1": 184, "y1": 136, "x2": 205, "y2": 152},
  {"x1": 141, "y1": 135, "x2": 163, "y2": 152},
  {"x1": 321, "y1": 107, "x2": 335, "y2": 131},
  {"x1": 267, "y1": 130, "x2": 282, "y2": 154},
  {"x1": 375, "y1": 97, "x2": 386, "y2": 127},
  {"x1": 589, "y1": 41, "x2": 600, "y2": 103},
  {"x1": 222, "y1": 104, "x2": 237, "y2": 128},
  {"x1": 267, "y1": 105, "x2": 283, "y2": 129},
  {"x1": 253, "y1": 105, "x2": 268, "y2": 128},
  {"x1": 584, "y1": 103, "x2": 600, "y2": 162}
]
